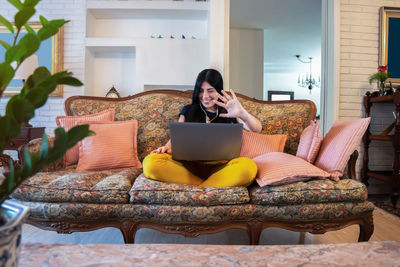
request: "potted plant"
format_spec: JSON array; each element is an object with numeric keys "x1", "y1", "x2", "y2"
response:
[
  {"x1": 0, "y1": 1, "x2": 92, "y2": 265},
  {"x1": 369, "y1": 65, "x2": 392, "y2": 96}
]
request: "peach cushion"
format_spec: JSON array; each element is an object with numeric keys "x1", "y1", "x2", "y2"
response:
[
  {"x1": 76, "y1": 120, "x2": 142, "y2": 171},
  {"x1": 56, "y1": 109, "x2": 115, "y2": 166},
  {"x1": 296, "y1": 120, "x2": 322, "y2": 163},
  {"x1": 314, "y1": 117, "x2": 371, "y2": 181},
  {"x1": 253, "y1": 152, "x2": 330, "y2": 187},
  {"x1": 240, "y1": 131, "x2": 287, "y2": 159}
]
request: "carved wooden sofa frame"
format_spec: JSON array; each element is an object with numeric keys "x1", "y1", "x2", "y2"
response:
[
  {"x1": 15, "y1": 91, "x2": 373, "y2": 244},
  {"x1": 25, "y1": 151, "x2": 373, "y2": 245}
]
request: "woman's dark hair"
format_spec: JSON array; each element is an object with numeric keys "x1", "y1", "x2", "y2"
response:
[
  {"x1": 183, "y1": 69, "x2": 235, "y2": 124},
  {"x1": 192, "y1": 69, "x2": 223, "y2": 104}
]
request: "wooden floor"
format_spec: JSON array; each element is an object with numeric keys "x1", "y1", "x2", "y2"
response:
[
  {"x1": 21, "y1": 207, "x2": 400, "y2": 245},
  {"x1": 309, "y1": 208, "x2": 400, "y2": 244}
]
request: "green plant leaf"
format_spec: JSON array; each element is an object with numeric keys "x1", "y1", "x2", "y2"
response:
[
  {"x1": 50, "y1": 19, "x2": 69, "y2": 28},
  {"x1": 39, "y1": 133, "x2": 48, "y2": 159},
  {"x1": 57, "y1": 76, "x2": 83, "y2": 86},
  {"x1": 0, "y1": 15, "x2": 14, "y2": 34},
  {"x1": 23, "y1": 146, "x2": 32, "y2": 173},
  {"x1": 0, "y1": 115, "x2": 20, "y2": 151},
  {"x1": 39, "y1": 15, "x2": 48, "y2": 26},
  {"x1": 0, "y1": 62, "x2": 15, "y2": 89},
  {"x1": 0, "y1": 115, "x2": 20, "y2": 143},
  {"x1": 0, "y1": 40, "x2": 11, "y2": 50},
  {"x1": 37, "y1": 19, "x2": 67, "y2": 41},
  {"x1": 14, "y1": 6, "x2": 35, "y2": 30},
  {"x1": 17, "y1": 32, "x2": 40, "y2": 60},
  {"x1": 5, "y1": 45, "x2": 27, "y2": 63},
  {"x1": 25, "y1": 85, "x2": 50, "y2": 108},
  {"x1": 10, "y1": 98, "x2": 35, "y2": 123},
  {"x1": 24, "y1": 0, "x2": 40, "y2": 8},
  {"x1": 7, "y1": 0, "x2": 23, "y2": 10},
  {"x1": 66, "y1": 125, "x2": 95, "y2": 148},
  {"x1": 47, "y1": 127, "x2": 68, "y2": 162},
  {"x1": 7, "y1": 160, "x2": 15, "y2": 191},
  {"x1": 25, "y1": 66, "x2": 51, "y2": 87},
  {"x1": 37, "y1": 25, "x2": 57, "y2": 41},
  {"x1": 24, "y1": 23, "x2": 36, "y2": 34}
]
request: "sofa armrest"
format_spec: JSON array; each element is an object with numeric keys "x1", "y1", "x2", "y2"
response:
[
  {"x1": 345, "y1": 150, "x2": 359, "y2": 180},
  {"x1": 19, "y1": 137, "x2": 65, "y2": 172}
]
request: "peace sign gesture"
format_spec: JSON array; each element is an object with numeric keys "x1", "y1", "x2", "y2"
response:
[{"x1": 213, "y1": 89, "x2": 245, "y2": 118}]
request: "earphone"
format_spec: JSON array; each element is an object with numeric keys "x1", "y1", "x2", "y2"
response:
[{"x1": 199, "y1": 103, "x2": 218, "y2": 123}]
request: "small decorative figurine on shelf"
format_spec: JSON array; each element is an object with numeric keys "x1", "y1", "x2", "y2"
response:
[
  {"x1": 181, "y1": 34, "x2": 186, "y2": 39},
  {"x1": 386, "y1": 81, "x2": 394, "y2": 96},
  {"x1": 170, "y1": 35, "x2": 174, "y2": 39},
  {"x1": 369, "y1": 65, "x2": 391, "y2": 96},
  {"x1": 106, "y1": 85, "x2": 121, "y2": 98},
  {"x1": 150, "y1": 34, "x2": 156, "y2": 39},
  {"x1": 191, "y1": 36, "x2": 196, "y2": 39},
  {"x1": 157, "y1": 35, "x2": 163, "y2": 39}
]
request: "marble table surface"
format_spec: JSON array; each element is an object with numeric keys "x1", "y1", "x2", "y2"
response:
[{"x1": 20, "y1": 241, "x2": 400, "y2": 266}]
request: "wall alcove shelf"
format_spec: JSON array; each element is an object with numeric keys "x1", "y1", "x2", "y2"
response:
[
  {"x1": 84, "y1": 0, "x2": 210, "y2": 97},
  {"x1": 362, "y1": 91, "x2": 400, "y2": 207}
]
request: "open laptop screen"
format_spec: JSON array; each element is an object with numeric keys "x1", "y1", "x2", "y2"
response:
[{"x1": 169, "y1": 122, "x2": 243, "y2": 161}]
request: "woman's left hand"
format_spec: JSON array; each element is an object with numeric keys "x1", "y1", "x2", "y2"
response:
[{"x1": 214, "y1": 89, "x2": 244, "y2": 118}]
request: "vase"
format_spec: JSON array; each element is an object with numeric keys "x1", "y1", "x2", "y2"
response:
[
  {"x1": 0, "y1": 200, "x2": 29, "y2": 267},
  {"x1": 379, "y1": 81, "x2": 386, "y2": 96}
]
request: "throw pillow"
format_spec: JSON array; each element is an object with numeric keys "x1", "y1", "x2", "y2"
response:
[
  {"x1": 76, "y1": 120, "x2": 142, "y2": 171},
  {"x1": 56, "y1": 109, "x2": 115, "y2": 166},
  {"x1": 296, "y1": 120, "x2": 322, "y2": 163},
  {"x1": 253, "y1": 152, "x2": 330, "y2": 187},
  {"x1": 314, "y1": 117, "x2": 371, "y2": 181},
  {"x1": 240, "y1": 130, "x2": 287, "y2": 159}
]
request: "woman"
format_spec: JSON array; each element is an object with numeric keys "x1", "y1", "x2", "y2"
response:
[{"x1": 143, "y1": 69, "x2": 262, "y2": 187}]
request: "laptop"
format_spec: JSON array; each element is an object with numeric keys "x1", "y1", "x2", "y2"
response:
[{"x1": 168, "y1": 122, "x2": 243, "y2": 161}]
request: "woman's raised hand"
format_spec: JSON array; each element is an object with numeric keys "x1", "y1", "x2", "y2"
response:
[{"x1": 214, "y1": 89, "x2": 245, "y2": 118}]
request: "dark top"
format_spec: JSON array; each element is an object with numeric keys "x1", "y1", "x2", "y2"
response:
[{"x1": 179, "y1": 104, "x2": 237, "y2": 124}]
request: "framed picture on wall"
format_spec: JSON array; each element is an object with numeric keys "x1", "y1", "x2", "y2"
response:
[
  {"x1": 380, "y1": 7, "x2": 400, "y2": 83},
  {"x1": 0, "y1": 22, "x2": 64, "y2": 96},
  {"x1": 267, "y1": 91, "x2": 294, "y2": 101}
]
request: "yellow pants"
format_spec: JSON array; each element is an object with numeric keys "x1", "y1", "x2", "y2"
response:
[{"x1": 142, "y1": 153, "x2": 257, "y2": 187}]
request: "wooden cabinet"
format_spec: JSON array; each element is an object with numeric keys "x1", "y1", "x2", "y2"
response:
[
  {"x1": 3, "y1": 126, "x2": 45, "y2": 164},
  {"x1": 362, "y1": 91, "x2": 400, "y2": 207}
]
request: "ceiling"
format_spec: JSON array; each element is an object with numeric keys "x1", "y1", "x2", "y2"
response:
[{"x1": 230, "y1": 0, "x2": 322, "y2": 73}]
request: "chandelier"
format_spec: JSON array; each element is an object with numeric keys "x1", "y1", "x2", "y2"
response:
[{"x1": 295, "y1": 55, "x2": 320, "y2": 94}]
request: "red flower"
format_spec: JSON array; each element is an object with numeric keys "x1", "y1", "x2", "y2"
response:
[{"x1": 378, "y1": 65, "x2": 387, "y2": 72}]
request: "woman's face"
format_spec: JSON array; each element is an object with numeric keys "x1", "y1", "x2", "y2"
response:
[{"x1": 199, "y1": 81, "x2": 218, "y2": 110}]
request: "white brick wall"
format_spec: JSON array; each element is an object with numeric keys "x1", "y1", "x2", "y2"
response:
[
  {"x1": 340, "y1": 0, "x2": 400, "y2": 172},
  {"x1": 0, "y1": 0, "x2": 86, "y2": 136}
]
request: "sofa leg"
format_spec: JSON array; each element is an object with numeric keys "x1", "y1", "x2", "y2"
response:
[
  {"x1": 358, "y1": 213, "x2": 374, "y2": 242},
  {"x1": 120, "y1": 221, "x2": 138, "y2": 244},
  {"x1": 298, "y1": 232, "x2": 306, "y2": 244},
  {"x1": 247, "y1": 220, "x2": 263, "y2": 245}
]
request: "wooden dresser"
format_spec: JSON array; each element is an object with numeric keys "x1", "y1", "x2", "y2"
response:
[{"x1": 3, "y1": 126, "x2": 45, "y2": 164}]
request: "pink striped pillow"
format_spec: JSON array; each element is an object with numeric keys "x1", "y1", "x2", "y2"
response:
[
  {"x1": 314, "y1": 118, "x2": 371, "y2": 181},
  {"x1": 56, "y1": 109, "x2": 115, "y2": 166},
  {"x1": 240, "y1": 131, "x2": 287, "y2": 159},
  {"x1": 254, "y1": 152, "x2": 330, "y2": 187},
  {"x1": 76, "y1": 120, "x2": 142, "y2": 171},
  {"x1": 296, "y1": 120, "x2": 322, "y2": 163}
]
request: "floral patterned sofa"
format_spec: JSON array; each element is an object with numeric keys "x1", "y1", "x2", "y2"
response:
[{"x1": 11, "y1": 90, "x2": 374, "y2": 244}]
